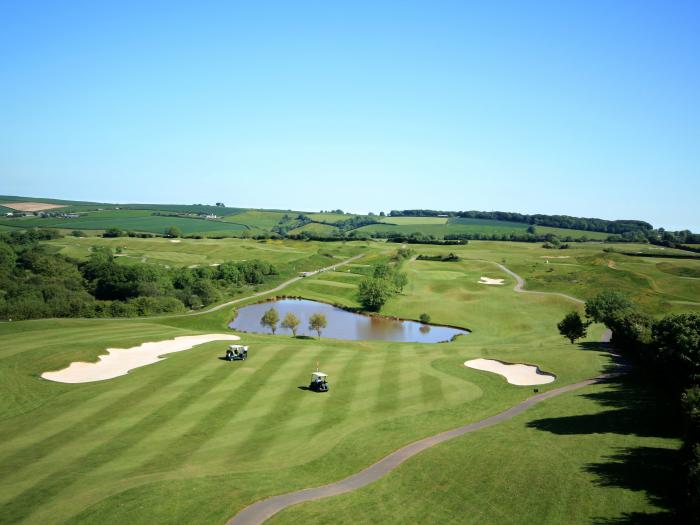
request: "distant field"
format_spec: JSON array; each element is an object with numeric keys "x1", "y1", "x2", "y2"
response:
[
  {"x1": 2, "y1": 202, "x2": 66, "y2": 212},
  {"x1": 288, "y1": 222, "x2": 339, "y2": 236},
  {"x1": 306, "y1": 213, "x2": 354, "y2": 224},
  {"x1": 222, "y1": 210, "x2": 289, "y2": 230},
  {"x1": 0, "y1": 212, "x2": 248, "y2": 235},
  {"x1": 355, "y1": 217, "x2": 611, "y2": 240},
  {"x1": 379, "y1": 216, "x2": 448, "y2": 225}
]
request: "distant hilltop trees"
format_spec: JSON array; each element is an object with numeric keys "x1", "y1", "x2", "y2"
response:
[{"x1": 388, "y1": 209, "x2": 653, "y2": 236}]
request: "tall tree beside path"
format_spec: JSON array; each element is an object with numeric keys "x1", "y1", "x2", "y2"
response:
[
  {"x1": 557, "y1": 311, "x2": 588, "y2": 344},
  {"x1": 281, "y1": 312, "x2": 301, "y2": 337},
  {"x1": 309, "y1": 313, "x2": 327, "y2": 339},
  {"x1": 261, "y1": 307, "x2": 280, "y2": 334}
]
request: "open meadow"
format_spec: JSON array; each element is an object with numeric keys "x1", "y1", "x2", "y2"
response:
[{"x1": 0, "y1": 236, "x2": 691, "y2": 523}]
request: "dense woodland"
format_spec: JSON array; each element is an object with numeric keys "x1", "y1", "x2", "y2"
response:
[{"x1": 0, "y1": 230, "x2": 277, "y2": 320}]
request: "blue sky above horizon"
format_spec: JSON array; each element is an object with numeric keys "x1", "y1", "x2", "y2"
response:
[{"x1": 1, "y1": 1, "x2": 699, "y2": 230}]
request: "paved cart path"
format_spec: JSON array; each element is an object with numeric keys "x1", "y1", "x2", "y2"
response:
[
  {"x1": 494, "y1": 262, "x2": 585, "y2": 304},
  {"x1": 226, "y1": 330, "x2": 616, "y2": 525},
  {"x1": 201, "y1": 253, "x2": 366, "y2": 314}
]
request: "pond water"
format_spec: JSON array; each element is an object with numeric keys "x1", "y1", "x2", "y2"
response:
[{"x1": 229, "y1": 299, "x2": 468, "y2": 343}]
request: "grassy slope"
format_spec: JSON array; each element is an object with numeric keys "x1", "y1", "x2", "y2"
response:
[{"x1": 0, "y1": 239, "x2": 692, "y2": 523}]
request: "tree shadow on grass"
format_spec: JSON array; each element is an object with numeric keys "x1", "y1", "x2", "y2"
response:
[
  {"x1": 587, "y1": 447, "x2": 682, "y2": 524},
  {"x1": 527, "y1": 372, "x2": 683, "y2": 523}
]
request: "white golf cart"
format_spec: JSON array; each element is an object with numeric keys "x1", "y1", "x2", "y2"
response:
[
  {"x1": 309, "y1": 371, "x2": 329, "y2": 392},
  {"x1": 225, "y1": 344, "x2": 248, "y2": 361}
]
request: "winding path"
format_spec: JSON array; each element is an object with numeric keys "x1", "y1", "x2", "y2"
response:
[
  {"x1": 199, "y1": 253, "x2": 365, "y2": 314},
  {"x1": 494, "y1": 262, "x2": 584, "y2": 304},
  {"x1": 226, "y1": 329, "x2": 615, "y2": 525}
]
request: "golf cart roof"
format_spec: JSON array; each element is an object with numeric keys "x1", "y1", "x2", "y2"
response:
[
  {"x1": 229, "y1": 344, "x2": 246, "y2": 350},
  {"x1": 312, "y1": 372, "x2": 327, "y2": 379}
]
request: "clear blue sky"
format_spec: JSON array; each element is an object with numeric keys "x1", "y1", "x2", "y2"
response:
[{"x1": 1, "y1": 1, "x2": 698, "y2": 230}]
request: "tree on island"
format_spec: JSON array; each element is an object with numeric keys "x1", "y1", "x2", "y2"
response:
[
  {"x1": 281, "y1": 312, "x2": 301, "y2": 337},
  {"x1": 558, "y1": 311, "x2": 588, "y2": 344},
  {"x1": 260, "y1": 307, "x2": 280, "y2": 334},
  {"x1": 309, "y1": 313, "x2": 327, "y2": 338}
]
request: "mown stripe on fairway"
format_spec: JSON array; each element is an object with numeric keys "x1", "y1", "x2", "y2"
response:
[
  {"x1": 0, "y1": 352, "x2": 211, "y2": 485},
  {"x1": 419, "y1": 372, "x2": 446, "y2": 408},
  {"x1": 136, "y1": 346, "x2": 303, "y2": 474},
  {"x1": 372, "y1": 349, "x2": 401, "y2": 414},
  {"x1": 238, "y1": 352, "x2": 326, "y2": 462},
  {"x1": 0, "y1": 357, "x2": 228, "y2": 523},
  {"x1": 305, "y1": 349, "x2": 370, "y2": 439}
]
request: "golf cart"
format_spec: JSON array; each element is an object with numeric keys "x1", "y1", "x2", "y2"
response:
[
  {"x1": 225, "y1": 345, "x2": 248, "y2": 361},
  {"x1": 309, "y1": 371, "x2": 329, "y2": 392}
]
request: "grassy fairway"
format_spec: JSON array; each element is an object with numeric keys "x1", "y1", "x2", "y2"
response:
[
  {"x1": 0, "y1": 239, "x2": 691, "y2": 524},
  {"x1": 270, "y1": 372, "x2": 681, "y2": 524}
]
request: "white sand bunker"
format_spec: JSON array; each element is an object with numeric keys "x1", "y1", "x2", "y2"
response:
[
  {"x1": 42, "y1": 334, "x2": 240, "y2": 384},
  {"x1": 464, "y1": 358, "x2": 555, "y2": 385},
  {"x1": 170, "y1": 239, "x2": 181, "y2": 243},
  {"x1": 479, "y1": 276, "x2": 504, "y2": 285}
]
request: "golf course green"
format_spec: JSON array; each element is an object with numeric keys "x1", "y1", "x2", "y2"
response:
[{"x1": 0, "y1": 238, "x2": 689, "y2": 523}]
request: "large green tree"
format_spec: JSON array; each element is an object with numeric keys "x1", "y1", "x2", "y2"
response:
[
  {"x1": 357, "y1": 278, "x2": 392, "y2": 311},
  {"x1": 557, "y1": 311, "x2": 588, "y2": 344}
]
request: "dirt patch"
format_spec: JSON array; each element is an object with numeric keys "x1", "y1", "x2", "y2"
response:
[{"x1": 3, "y1": 202, "x2": 66, "y2": 212}]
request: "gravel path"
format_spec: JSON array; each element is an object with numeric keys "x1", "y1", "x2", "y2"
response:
[{"x1": 225, "y1": 333, "x2": 616, "y2": 525}]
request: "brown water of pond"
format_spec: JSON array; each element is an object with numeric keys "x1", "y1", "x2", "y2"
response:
[{"x1": 229, "y1": 299, "x2": 468, "y2": 343}]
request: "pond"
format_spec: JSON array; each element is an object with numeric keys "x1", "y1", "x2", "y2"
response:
[{"x1": 229, "y1": 298, "x2": 468, "y2": 343}]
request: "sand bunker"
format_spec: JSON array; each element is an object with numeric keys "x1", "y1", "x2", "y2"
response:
[
  {"x1": 42, "y1": 334, "x2": 240, "y2": 383},
  {"x1": 464, "y1": 358, "x2": 555, "y2": 385},
  {"x1": 170, "y1": 239, "x2": 181, "y2": 243},
  {"x1": 479, "y1": 277, "x2": 504, "y2": 285},
  {"x1": 3, "y1": 201, "x2": 66, "y2": 212}
]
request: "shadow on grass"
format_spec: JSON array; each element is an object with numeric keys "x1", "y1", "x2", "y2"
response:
[
  {"x1": 527, "y1": 372, "x2": 683, "y2": 523},
  {"x1": 587, "y1": 447, "x2": 682, "y2": 524}
]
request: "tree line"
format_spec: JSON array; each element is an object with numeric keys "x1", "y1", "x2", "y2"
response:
[
  {"x1": 0, "y1": 229, "x2": 278, "y2": 320},
  {"x1": 259, "y1": 307, "x2": 328, "y2": 338},
  {"x1": 558, "y1": 292, "x2": 700, "y2": 519}
]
